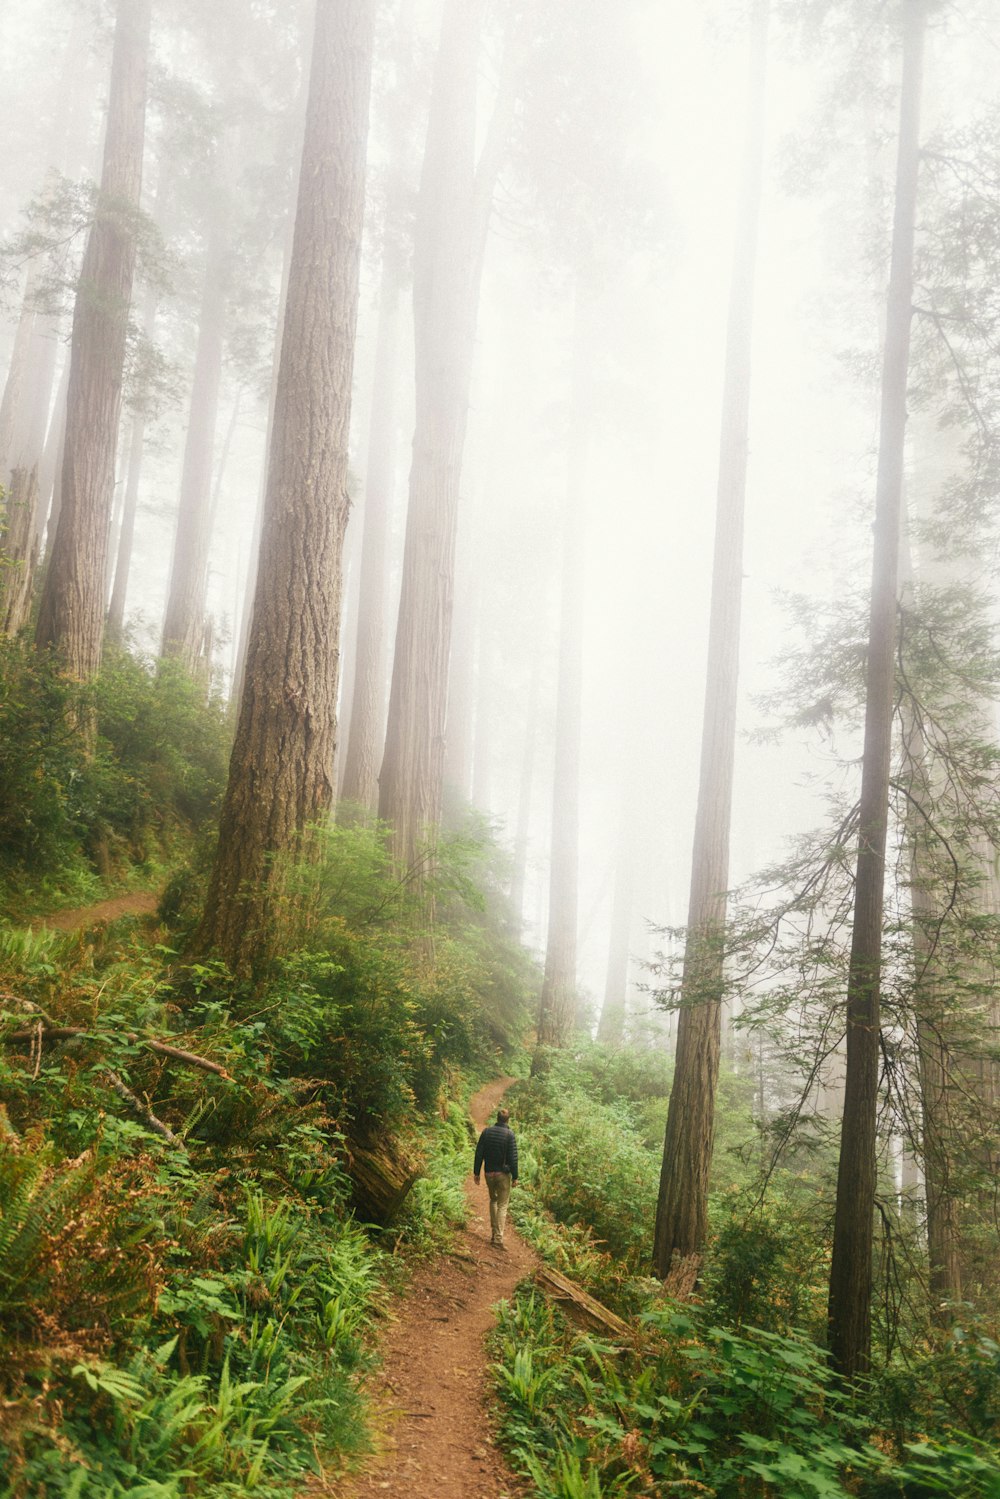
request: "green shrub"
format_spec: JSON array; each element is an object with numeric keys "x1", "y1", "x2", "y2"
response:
[
  {"x1": 0, "y1": 639, "x2": 230, "y2": 909},
  {"x1": 703, "y1": 1189, "x2": 829, "y2": 1336}
]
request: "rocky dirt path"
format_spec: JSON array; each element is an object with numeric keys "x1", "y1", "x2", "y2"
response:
[
  {"x1": 327, "y1": 1076, "x2": 535, "y2": 1499},
  {"x1": 30, "y1": 891, "x2": 159, "y2": 932}
]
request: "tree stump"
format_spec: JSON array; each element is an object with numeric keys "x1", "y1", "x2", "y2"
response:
[{"x1": 344, "y1": 1133, "x2": 423, "y2": 1225}]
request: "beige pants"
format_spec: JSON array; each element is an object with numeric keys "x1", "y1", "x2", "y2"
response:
[{"x1": 486, "y1": 1172, "x2": 512, "y2": 1244}]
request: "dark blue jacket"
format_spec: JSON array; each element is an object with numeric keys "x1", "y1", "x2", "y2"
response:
[{"x1": 474, "y1": 1123, "x2": 518, "y2": 1181}]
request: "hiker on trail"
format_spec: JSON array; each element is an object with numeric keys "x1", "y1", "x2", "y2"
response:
[{"x1": 473, "y1": 1106, "x2": 518, "y2": 1249}]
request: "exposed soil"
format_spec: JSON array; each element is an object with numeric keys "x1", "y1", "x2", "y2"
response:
[
  {"x1": 325, "y1": 1076, "x2": 536, "y2": 1499},
  {"x1": 31, "y1": 891, "x2": 159, "y2": 932}
]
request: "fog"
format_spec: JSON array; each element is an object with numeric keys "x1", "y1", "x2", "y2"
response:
[{"x1": 2, "y1": 0, "x2": 998, "y2": 1026}]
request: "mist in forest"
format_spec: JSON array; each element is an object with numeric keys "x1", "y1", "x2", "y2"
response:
[{"x1": 0, "y1": 0, "x2": 997, "y2": 1020}]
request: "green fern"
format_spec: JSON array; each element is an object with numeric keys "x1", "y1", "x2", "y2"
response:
[{"x1": 0, "y1": 1139, "x2": 94, "y2": 1329}]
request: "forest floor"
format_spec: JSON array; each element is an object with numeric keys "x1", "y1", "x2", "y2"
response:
[
  {"x1": 30, "y1": 890, "x2": 159, "y2": 931},
  {"x1": 325, "y1": 1075, "x2": 535, "y2": 1499}
]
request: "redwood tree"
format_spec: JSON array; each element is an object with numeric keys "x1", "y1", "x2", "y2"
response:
[
  {"x1": 653, "y1": 0, "x2": 769, "y2": 1279},
  {"x1": 827, "y1": 0, "x2": 927, "y2": 1379},
  {"x1": 160, "y1": 203, "x2": 230, "y2": 671},
  {"x1": 195, "y1": 0, "x2": 374, "y2": 970},
  {"x1": 34, "y1": 0, "x2": 151, "y2": 682},
  {"x1": 377, "y1": 0, "x2": 517, "y2": 871}
]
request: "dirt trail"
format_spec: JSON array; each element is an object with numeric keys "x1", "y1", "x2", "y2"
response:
[
  {"x1": 328, "y1": 1076, "x2": 535, "y2": 1499},
  {"x1": 30, "y1": 891, "x2": 159, "y2": 932}
]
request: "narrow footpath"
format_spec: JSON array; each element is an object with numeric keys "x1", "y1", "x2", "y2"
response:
[
  {"x1": 329, "y1": 1077, "x2": 536, "y2": 1499},
  {"x1": 30, "y1": 891, "x2": 159, "y2": 931}
]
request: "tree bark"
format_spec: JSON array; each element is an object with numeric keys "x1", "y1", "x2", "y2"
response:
[
  {"x1": 161, "y1": 214, "x2": 229, "y2": 671},
  {"x1": 338, "y1": 242, "x2": 404, "y2": 814},
  {"x1": 34, "y1": 0, "x2": 151, "y2": 685},
  {"x1": 827, "y1": 0, "x2": 926, "y2": 1380},
  {"x1": 652, "y1": 0, "x2": 768, "y2": 1279},
  {"x1": 194, "y1": 0, "x2": 374, "y2": 972},
  {"x1": 0, "y1": 467, "x2": 40, "y2": 636},
  {"x1": 378, "y1": 0, "x2": 516, "y2": 872}
]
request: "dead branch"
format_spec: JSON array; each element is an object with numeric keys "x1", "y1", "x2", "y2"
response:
[
  {"x1": 101, "y1": 1069, "x2": 185, "y2": 1149},
  {"x1": 1, "y1": 1024, "x2": 230, "y2": 1078}
]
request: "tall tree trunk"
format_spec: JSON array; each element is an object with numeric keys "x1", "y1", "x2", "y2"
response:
[
  {"x1": 443, "y1": 560, "x2": 477, "y2": 806},
  {"x1": 471, "y1": 607, "x2": 493, "y2": 811},
  {"x1": 0, "y1": 277, "x2": 40, "y2": 484},
  {"x1": 509, "y1": 649, "x2": 541, "y2": 927},
  {"x1": 230, "y1": 27, "x2": 310, "y2": 716},
  {"x1": 0, "y1": 467, "x2": 40, "y2": 636},
  {"x1": 161, "y1": 215, "x2": 229, "y2": 670},
  {"x1": 107, "y1": 275, "x2": 159, "y2": 639},
  {"x1": 36, "y1": 355, "x2": 69, "y2": 550},
  {"x1": 536, "y1": 297, "x2": 589, "y2": 1049},
  {"x1": 106, "y1": 403, "x2": 146, "y2": 637},
  {"x1": 378, "y1": 0, "x2": 516, "y2": 872},
  {"x1": 338, "y1": 241, "x2": 404, "y2": 814},
  {"x1": 827, "y1": 0, "x2": 926, "y2": 1380},
  {"x1": 652, "y1": 0, "x2": 768, "y2": 1278},
  {"x1": 34, "y1": 0, "x2": 151, "y2": 685},
  {"x1": 194, "y1": 0, "x2": 374, "y2": 971},
  {"x1": 597, "y1": 786, "x2": 635, "y2": 1047}
]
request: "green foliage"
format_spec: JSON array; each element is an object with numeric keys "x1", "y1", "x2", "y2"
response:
[
  {"x1": 393, "y1": 1102, "x2": 472, "y2": 1255},
  {"x1": 0, "y1": 816, "x2": 533, "y2": 1497},
  {"x1": 0, "y1": 639, "x2": 229, "y2": 912},
  {"x1": 491, "y1": 1289, "x2": 1000, "y2": 1499},
  {"x1": 703, "y1": 1189, "x2": 830, "y2": 1335}
]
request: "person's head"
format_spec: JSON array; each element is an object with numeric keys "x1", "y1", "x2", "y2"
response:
[{"x1": 497, "y1": 1107, "x2": 510, "y2": 1126}]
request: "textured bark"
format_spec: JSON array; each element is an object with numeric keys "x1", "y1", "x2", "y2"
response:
[
  {"x1": 346, "y1": 1132, "x2": 422, "y2": 1225},
  {"x1": 231, "y1": 35, "x2": 310, "y2": 716},
  {"x1": 378, "y1": 0, "x2": 516, "y2": 872},
  {"x1": 34, "y1": 0, "x2": 151, "y2": 683},
  {"x1": 338, "y1": 246, "x2": 404, "y2": 814},
  {"x1": 194, "y1": 0, "x2": 374, "y2": 971},
  {"x1": 0, "y1": 467, "x2": 40, "y2": 636},
  {"x1": 653, "y1": 0, "x2": 768, "y2": 1279},
  {"x1": 161, "y1": 218, "x2": 229, "y2": 670},
  {"x1": 533, "y1": 1266, "x2": 630, "y2": 1339},
  {"x1": 827, "y1": 0, "x2": 926, "y2": 1380}
]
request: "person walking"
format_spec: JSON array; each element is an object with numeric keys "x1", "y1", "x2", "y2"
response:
[{"x1": 473, "y1": 1106, "x2": 518, "y2": 1249}]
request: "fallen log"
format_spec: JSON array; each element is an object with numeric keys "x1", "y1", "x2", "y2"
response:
[
  {"x1": 344, "y1": 1133, "x2": 423, "y2": 1226},
  {"x1": 533, "y1": 1264, "x2": 631, "y2": 1340}
]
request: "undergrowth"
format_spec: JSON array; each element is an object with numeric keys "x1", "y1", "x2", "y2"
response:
[
  {"x1": 0, "y1": 638, "x2": 230, "y2": 917},
  {"x1": 0, "y1": 812, "x2": 534, "y2": 1496},
  {"x1": 493, "y1": 1044, "x2": 1000, "y2": 1499}
]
